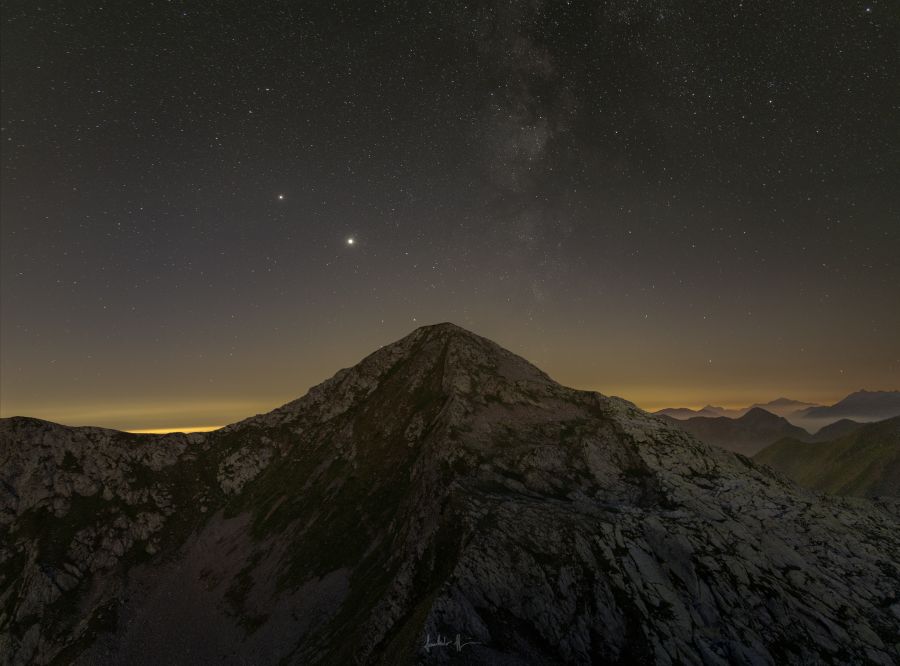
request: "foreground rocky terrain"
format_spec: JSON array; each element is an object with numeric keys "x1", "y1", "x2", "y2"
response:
[{"x1": 2, "y1": 323, "x2": 899, "y2": 665}]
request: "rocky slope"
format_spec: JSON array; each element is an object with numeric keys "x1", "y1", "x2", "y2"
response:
[
  {"x1": 2, "y1": 323, "x2": 899, "y2": 665},
  {"x1": 659, "y1": 407, "x2": 812, "y2": 456},
  {"x1": 754, "y1": 416, "x2": 900, "y2": 498}
]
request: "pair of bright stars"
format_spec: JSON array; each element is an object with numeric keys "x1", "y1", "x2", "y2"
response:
[{"x1": 278, "y1": 194, "x2": 355, "y2": 246}]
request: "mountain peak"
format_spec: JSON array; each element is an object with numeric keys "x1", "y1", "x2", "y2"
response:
[
  {"x1": 413, "y1": 320, "x2": 473, "y2": 336},
  {"x1": 236, "y1": 321, "x2": 556, "y2": 431},
  {"x1": 668, "y1": 406, "x2": 812, "y2": 456},
  {"x1": 383, "y1": 321, "x2": 555, "y2": 390},
  {"x1": 765, "y1": 397, "x2": 803, "y2": 406},
  {"x1": 3, "y1": 328, "x2": 900, "y2": 665},
  {"x1": 797, "y1": 389, "x2": 900, "y2": 421},
  {"x1": 740, "y1": 406, "x2": 781, "y2": 420}
]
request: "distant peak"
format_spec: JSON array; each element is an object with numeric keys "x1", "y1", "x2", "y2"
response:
[
  {"x1": 415, "y1": 321, "x2": 472, "y2": 336},
  {"x1": 847, "y1": 389, "x2": 899, "y2": 396},
  {"x1": 741, "y1": 407, "x2": 780, "y2": 420}
]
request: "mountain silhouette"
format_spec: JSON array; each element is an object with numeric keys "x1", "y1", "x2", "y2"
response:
[
  {"x1": 810, "y1": 418, "x2": 864, "y2": 441},
  {"x1": 755, "y1": 416, "x2": 900, "y2": 498},
  {"x1": 654, "y1": 398, "x2": 821, "y2": 422},
  {"x1": 1, "y1": 324, "x2": 898, "y2": 664},
  {"x1": 747, "y1": 398, "x2": 820, "y2": 419},
  {"x1": 653, "y1": 405, "x2": 742, "y2": 419},
  {"x1": 794, "y1": 390, "x2": 900, "y2": 422},
  {"x1": 659, "y1": 407, "x2": 812, "y2": 456}
]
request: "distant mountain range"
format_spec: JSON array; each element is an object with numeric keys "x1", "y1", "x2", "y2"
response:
[
  {"x1": 654, "y1": 398, "x2": 818, "y2": 421},
  {"x1": 654, "y1": 405, "x2": 742, "y2": 419},
  {"x1": 655, "y1": 391, "x2": 900, "y2": 431},
  {"x1": 793, "y1": 390, "x2": 900, "y2": 422},
  {"x1": 754, "y1": 416, "x2": 900, "y2": 498},
  {"x1": 658, "y1": 408, "x2": 814, "y2": 456},
  {"x1": 2, "y1": 323, "x2": 899, "y2": 664},
  {"x1": 659, "y1": 409, "x2": 882, "y2": 456},
  {"x1": 748, "y1": 398, "x2": 822, "y2": 419}
]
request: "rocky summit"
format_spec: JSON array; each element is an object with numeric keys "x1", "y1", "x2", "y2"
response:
[{"x1": 1, "y1": 323, "x2": 899, "y2": 665}]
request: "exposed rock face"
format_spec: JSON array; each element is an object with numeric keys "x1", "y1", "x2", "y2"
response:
[{"x1": 2, "y1": 323, "x2": 899, "y2": 665}]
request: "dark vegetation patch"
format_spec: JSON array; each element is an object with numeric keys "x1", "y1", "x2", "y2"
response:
[
  {"x1": 15, "y1": 494, "x2": 108, "y2": 567},
  {"x1": 60, "y1": 451, "x2": 81, "y2": 472}
]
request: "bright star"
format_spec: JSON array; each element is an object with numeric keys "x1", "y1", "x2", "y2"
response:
[
  {"x1": 346, "y1": 237, "x2": 355, "y2": 246},
  {"x1": 277, "y1": 194, "x2": 285, "y2": 200}
]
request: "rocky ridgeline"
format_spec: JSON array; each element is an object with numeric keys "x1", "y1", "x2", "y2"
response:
[{"x1": 1, "y1": 323, "x2": 899, "y2": 665}]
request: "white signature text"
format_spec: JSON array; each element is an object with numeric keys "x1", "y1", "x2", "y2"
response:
[{"x1": 423, "y1": 632, "x2": 481, "y2": 653}]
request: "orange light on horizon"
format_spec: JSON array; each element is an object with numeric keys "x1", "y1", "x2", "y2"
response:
[{"x1": 125, "y1": 425, "x2": 225, "y2": 435}]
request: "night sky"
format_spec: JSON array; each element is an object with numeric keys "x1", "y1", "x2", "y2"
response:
[{"x1": 2, "y1": 1, "x2": 898, "y2": 431}]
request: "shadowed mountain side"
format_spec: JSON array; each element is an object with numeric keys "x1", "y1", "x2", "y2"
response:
[
  {"x1": 748, "y1": 398, "x2": 820, "y2": 419},
  {"x1": 794, "y1": 390, "x2": 900, "y2": 422},
  {"x1": 811, "y1": 418, "x2": 865, "y2": 441},
  {"x1": 2, "y1": 324, "x2": 899, "y2": 665},
  {"x1": 754, "y1": 416, "x2": 900, "y2": 498},
  {"x1": 658, "y1": 408, "x2": 812, "y2": 456}
]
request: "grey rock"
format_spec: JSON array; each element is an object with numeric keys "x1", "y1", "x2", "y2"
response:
[{"x1": 0, "y1": 323, "x2": 898, "y2": 665}]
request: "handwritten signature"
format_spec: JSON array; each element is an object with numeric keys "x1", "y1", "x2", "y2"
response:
[{"x1": 423, "y1": 632, "x2": 481, "y2": 653}]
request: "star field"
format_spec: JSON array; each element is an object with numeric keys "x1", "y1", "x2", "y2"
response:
[{"x1": 1, "y1": 1, "x2": 898, "y2": 429}]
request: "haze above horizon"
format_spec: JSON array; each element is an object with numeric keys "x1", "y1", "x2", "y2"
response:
[{"x1": 2, "y1": 323, "x2": 895, "y2": 432}]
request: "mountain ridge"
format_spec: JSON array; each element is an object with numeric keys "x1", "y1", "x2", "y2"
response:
[
  {"x1": 2, "y1": 323, "x2": 899, "y2": 665},
  {"x1": 653, "y1": 398, "x2": 820, "y2": 421},
  {"x1": 659, "y1": 407, "x2": 813, "y2": 456},
  {"x1": 794, "y1": 390, "x2": 900, "y2": 421},
  {"x1": 754, "y1": 416, "x2": 900, "y2": 498}
]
